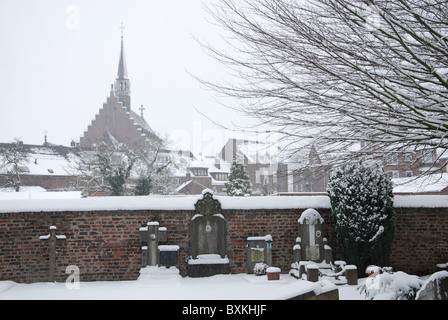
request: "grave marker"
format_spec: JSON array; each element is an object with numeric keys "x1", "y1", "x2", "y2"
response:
[
  {"x1": 188, "y1": 189, "x2": 229, "y2": 277},
  {"x1": 246, "y1": 235, "x2": 273, "y2": 274},
  {"x1": 140, "y1": 222, "x2": 159, "y2": 266},
  {"x1": 39, "y1": 226, "x2": 66, "y2": 282}
]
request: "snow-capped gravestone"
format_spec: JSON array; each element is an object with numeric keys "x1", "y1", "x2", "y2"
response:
[
  {"x1": 188, "y1": 189, "x2": 229, "y2": 277},
  {"x1": 246, "y1": 235, "x2": 273, "y2": 274},
  {"x1": 39, "y1": 225, "x2": 66, "y2": 282},
  {"x1": 294, "y1": 209, "x2": 332, "y2": 264},
  {"x1": 416, "y1": 271, "x2": 448, "y2": 300},
  {"x1": 140, "y1": 222, "x2": 160, "y2": 267},
  {"x1": 140, "y1": 222, "x2": 179, "y2": 268}
]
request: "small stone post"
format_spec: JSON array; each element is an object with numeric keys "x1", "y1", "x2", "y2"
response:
[
  {"x1": 39, "y1": 226, "x2": 66, "y2": 282},
  {"x1": 345, "y1": 265, "x2": 358, "y2": 285},
  {"x1": 307, "y1": 264, "x2": 319, "y2": 282},
  {"x1": 147, "y1": 222, "x2": 159, "y2": 266}
]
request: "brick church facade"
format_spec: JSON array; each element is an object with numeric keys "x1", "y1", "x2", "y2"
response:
[{"x1": 79, "y1": 32, "x2": 159, "y2": 149}]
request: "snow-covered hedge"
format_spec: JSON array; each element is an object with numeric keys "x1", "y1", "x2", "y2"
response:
[{"x1": 327, "y1": 162, "x2": 395, "y2": 275}]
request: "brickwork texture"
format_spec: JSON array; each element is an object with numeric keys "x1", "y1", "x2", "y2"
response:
[{"x1": 1, "y1": 202, "x2": 447, "y2": 283}]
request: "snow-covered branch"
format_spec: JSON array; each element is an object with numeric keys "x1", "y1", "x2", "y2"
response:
[{"x1": 199, "y1": 0, "x2": 448, "y2": 174}]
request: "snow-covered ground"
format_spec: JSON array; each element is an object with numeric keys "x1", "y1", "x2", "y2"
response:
[{"x1": 0, "y1": 267, "x2": 366, "y2": 300}]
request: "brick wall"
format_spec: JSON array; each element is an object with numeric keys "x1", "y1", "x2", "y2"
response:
[
  {"x1": 0, "y1": 210, "x2": 192, "y2": 283},
  {"x1": 390, "y1": 207, "x2": 448, "y2": 275},
  {"x1": 225, "y1": 208, "x2": 336, "y2": 273},
  {"x1": 0, "y1": 196, "x2": 447, "y2": 283}
]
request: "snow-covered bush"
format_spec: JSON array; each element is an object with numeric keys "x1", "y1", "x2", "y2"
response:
[
  {"x1": 359, "y1": 271, "x2": 423, "y2": 300},
  {"x1": 327, "y1": 161, "x2": 395, "y2": 275},
  {"x1": 253, "y1": 263, "x2": 268, "y2": 275}
]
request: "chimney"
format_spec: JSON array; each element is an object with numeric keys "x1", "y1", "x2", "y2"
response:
[{"x1": 215, "y1": 157, "x2": 221, "y2": 170}]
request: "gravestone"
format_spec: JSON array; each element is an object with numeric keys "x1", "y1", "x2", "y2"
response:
[
  {"x1": 158, "y1": 227, "x2": 167, "y2": 243},
  {"x1": 417, "y1": 271, "x2": 448, "y2": 300},
  {"x1": 158, "y1": 245, "x2": 180, "y2": 268},
  {"x1": 139, "y1": 222, "x2": 160, "y2": 266},
  {"x1": 188, "y1": 189, "x2": 229, "y2": 277},
  {"x1": 39, "y1": 226, "x2": 66, "y2": 282},
  {"x1": 246, "y1": 235, "x2": 273, "y2": 274},
  {"x1": 294, "y1": 209, "x2": 332, "y2": 264}
]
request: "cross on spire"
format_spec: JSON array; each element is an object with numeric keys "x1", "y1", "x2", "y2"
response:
[
  {"x1": 119, "y1": 22, "x2": 125, "y2": 38},
  {"x1": 43, "y1": 130, "x2": 48, "y2": 146},
  {"x1": 139, "y1": 105, "x2": 146, "y2": 118}
]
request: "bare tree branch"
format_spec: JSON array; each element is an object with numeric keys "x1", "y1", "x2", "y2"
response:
[{"x1": 198, "y1": 0, "x2": 448, "y2": 174}]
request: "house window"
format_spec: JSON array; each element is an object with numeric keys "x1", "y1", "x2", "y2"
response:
[
  {"x1": 214, "y1": 173, "x2": 228, "y2": 181},
  {"x1": 406, "y1": 171, "x2": 413, "y2": 177},
  {"x1": 422, "y1": 151, "x2": 433, "y2": 163},
  {"x1": 386, "y1": 153, "x2": 398, "y2": 165},
  {"x1": 387, "y1": 171, "x2": 399, "y2": 179},
  {"x1": 405, "y1": 154, "x2": 413, "y2": 162},
  {"x1": 192, "y1": 168, "x2": 208, "y2": 176}
]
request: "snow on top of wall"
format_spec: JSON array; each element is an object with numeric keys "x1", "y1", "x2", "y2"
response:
[
  {"x1": 0, "y1": 194, "x2": 447, "y2": 214},
  {"x1": 0, "y1": 194, "x2": 330, "y2": 213},
  {"x1": 393, "y1": 195, "x2": 448, "y2": 208},
  {"x1": 217, "y1": 195, "x2": 331, "y2": 210}
]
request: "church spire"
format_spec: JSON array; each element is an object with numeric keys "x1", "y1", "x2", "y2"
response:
[
  {"x1": 114, "y1": 23, "x2": 131, "y2": 111},
  {"x1": 117, "y1": 24, "x2": 128, "y2": 80}
]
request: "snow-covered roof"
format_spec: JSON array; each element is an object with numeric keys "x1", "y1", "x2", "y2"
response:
[
  {"x1": 393, "y1": 173, "x2": 448, "y2": 194},
  {"x1": 180, "y1": 156, "x2": 231, "y2": 179},
  {"x1": 0, "y1": 187, "x2": 82, "y2": 200},
  {"x1": 0, "y1": 145, "x2": 80, "y2": 176}
]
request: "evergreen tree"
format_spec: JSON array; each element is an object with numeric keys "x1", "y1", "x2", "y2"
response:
[
  {"x1": 226, "y1": 156, "x2": 252, "y2": 196},
  {"x1": 327, "y1": 161, "x2": 395, "y2": 276},
  {"x1": 135, "y1": 174, "x2": 152, "y2": 196},
  {"x1": 104, "y1": 158, "x2": 135, "y2": 196}
]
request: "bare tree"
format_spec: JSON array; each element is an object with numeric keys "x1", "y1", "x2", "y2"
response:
[
  {"x1": 73, "y1": 143, "x2": 136, "y2": 196},
  {"x1": 132, "y1": 144, "x2": 176, "y2": 195},
  {"x1": 199, "y1": 0, "x2": 448, "y2": 174},
  {"x1": 0, "y1": 139, "x2": 29, "y2": 191},
  {"x1": 73, "y1": 137, "x2": 176, "y2": 196}
]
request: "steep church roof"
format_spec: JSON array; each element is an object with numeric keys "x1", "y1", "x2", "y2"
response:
[{"x1": 79, "y1": 30, "x2": 159, "y2": 149}]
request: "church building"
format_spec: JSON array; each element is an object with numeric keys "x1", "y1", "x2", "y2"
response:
[{"x1": 79, "y1": 31, "x2": 159, "y2": 149}]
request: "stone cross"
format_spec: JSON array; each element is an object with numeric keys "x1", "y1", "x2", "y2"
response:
[
  {"x1": 119, "y1": 22, "x2": 125, "y2": 38},
  {"x1": 139, "y1": 105, "x2": 146, "y2": 118},
  {"x1": 39, "y1": 226, "x2": 66, "y2": 282},
  {"x1": 139, "y1": 222, "x2": 159, "y2": 266}
]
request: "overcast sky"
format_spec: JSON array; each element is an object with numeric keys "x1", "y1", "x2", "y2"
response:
[{"x1": 0, "y1": 0, "x2": 257, "y2": 155}]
